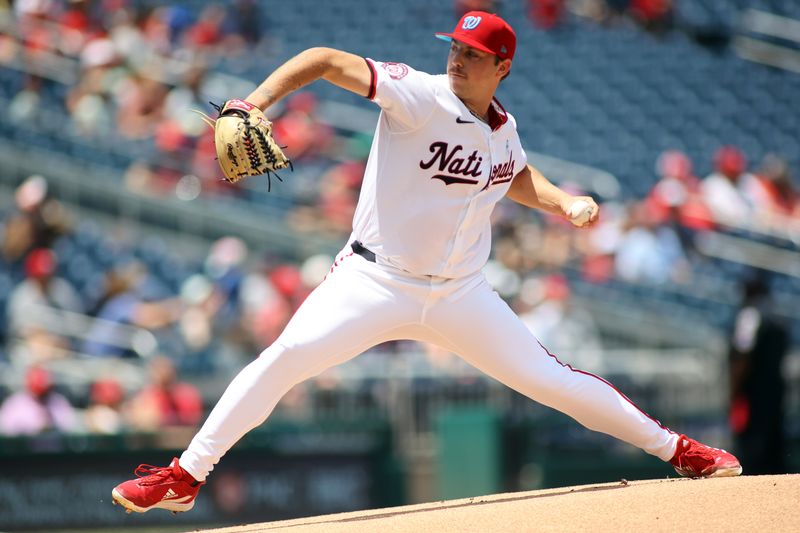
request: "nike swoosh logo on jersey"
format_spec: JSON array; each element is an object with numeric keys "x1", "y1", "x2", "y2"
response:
[
  {"x1": 432, "y1": 174, "x2": 480, "y2": 186},
  {"x1": 456, "y1": 117, "x2": 474, "y2": 124}
]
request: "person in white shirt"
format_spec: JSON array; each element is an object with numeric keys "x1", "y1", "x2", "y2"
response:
[
  {"x1": 700, "y1": 145, "x2": 753, "y2": 226},
  {"x1": 112, "y1": 11, "x2": 741, "y2": 515}
]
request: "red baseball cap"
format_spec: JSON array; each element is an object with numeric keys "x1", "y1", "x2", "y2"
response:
[
  {"x1": 436, "y1": 11, "x2": 516, "y2": 61},
  {"x1": 26, "y1": 366, "x2": 52, "y2": 396},
  {"x1": 25, "y1": 248, "x2": 56, "y2": 279},
  {"x1": 714, "y1": 146, "x2": 746, "y2": 177}
]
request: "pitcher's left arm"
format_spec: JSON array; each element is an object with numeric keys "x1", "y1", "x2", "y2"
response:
[{"x1": 506, "y1": 164, "x2": 599, "y2": 227}]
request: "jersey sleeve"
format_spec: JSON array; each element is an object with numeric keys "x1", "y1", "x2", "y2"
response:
[
  {"x1": 511, "y1": 114, "x2": 529, "y2": 170},
  {"x1": 517, "y1": 143, "x2": 529, "y2": 173},
  {"x1": 365, "y1": 58, "x2": 438, "y2": 131}
]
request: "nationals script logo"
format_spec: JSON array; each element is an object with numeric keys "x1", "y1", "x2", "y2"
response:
[{"x1": 419, "y1": 141, "x2": 516, "y2": 188}]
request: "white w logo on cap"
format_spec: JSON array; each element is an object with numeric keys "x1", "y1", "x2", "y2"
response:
[{"x1": 462, "y1": 16, "x2": 482, "y2": 30}]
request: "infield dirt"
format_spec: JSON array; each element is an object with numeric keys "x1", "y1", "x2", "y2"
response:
[{"x1": 198, "y1": 474, "x2": 799, "y2": 532}]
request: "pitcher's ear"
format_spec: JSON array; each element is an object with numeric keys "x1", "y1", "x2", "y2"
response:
[{"x1": 498, "y1": 59, "x2": 511, "y2": 79}]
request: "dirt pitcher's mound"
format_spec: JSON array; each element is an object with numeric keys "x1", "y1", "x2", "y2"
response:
[{"x1": 202, "y1": 475, "x2": 799, "y2": 533}]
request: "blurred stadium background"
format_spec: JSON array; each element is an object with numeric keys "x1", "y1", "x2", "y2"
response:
[{"x1": 0, "y1": 0, "x2": 799, "y2": 530}]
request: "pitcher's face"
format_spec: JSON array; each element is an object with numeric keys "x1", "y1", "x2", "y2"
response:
[{"x1": 446, "y1": 40, "x2": 509, "y2": 99}]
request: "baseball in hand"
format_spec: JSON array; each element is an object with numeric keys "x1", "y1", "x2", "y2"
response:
[{"x1": 567, "y1": 200, "x2": 593, "y2": 227}]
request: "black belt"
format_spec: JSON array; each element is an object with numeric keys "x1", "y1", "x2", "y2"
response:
[{"x1": 350, "y1": 240, "x2": 376, "y2": 263}]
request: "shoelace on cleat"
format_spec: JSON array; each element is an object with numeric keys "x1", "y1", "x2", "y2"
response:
[
  {"x1": 133, "y1": 463, "x2": 180, "y2": 486},
  {"x1": 675, "y1": 440, "x2": 720, "y2": 474}
]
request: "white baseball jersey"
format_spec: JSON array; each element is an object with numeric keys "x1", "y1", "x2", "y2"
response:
[
  {"x1": 351, "y1": 59, "x2": 528, "y2": 278},
  {"x1": 178, "y1": 59, "x2": 680, "y2": 484}
]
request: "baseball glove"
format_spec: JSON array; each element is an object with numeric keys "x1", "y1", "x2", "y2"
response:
[{"x1": 195, "y1": 99, "x2": 291, "y2": 190}]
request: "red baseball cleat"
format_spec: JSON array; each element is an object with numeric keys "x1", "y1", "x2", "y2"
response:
[
  {"x1": 111, "y1": 458, "x2": 203, "y2": 514},
  {"x1": 669, "y1": 435, "x2": 743, "y2": 478}
]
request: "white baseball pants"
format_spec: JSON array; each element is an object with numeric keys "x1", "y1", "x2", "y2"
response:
[{"x1": 180, "y1": 247, "x2": 678, "y2": 481}]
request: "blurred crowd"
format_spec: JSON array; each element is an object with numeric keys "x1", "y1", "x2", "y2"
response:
[
  {"x1": 0, "y1": 0, "x2": 797, "y2": 445},
  {"x1": 1, "y1": 139, "x2": 798, "y2": 437},
  {"x1": 5, "y1": 0, "x2": 793, "y2": 248},
  {"x1": 0, "y1": 175, "x2": 332, "y2": 436},
  {"x1": 0, "y1": 175, "x2": 335, "y2": 366},
  {"x1": 0, "y1": 356, "x2": 201, "y2": 436},
  {"x1": 3, "y1": 0, "x2": 359, "y2": 230},
  {"x1": 566, "y1": 0, "x2": 674, "y2": 33},
  {"x1": 492, "y1": 145, "x2": 799, "y2": 290},
  {"x1": 464, "y1": 0, "x2": 711, "y2": 43},
  {"x1": 457, "y1": 0, "x2": 675, "y2": 34}
]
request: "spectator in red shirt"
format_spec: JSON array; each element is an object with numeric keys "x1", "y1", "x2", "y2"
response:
[
  {"x1": 527, "y1": 0, "x2": 565, "y2": 30},
  {"x1": 629, "y1": 0, "x2": 673, "y2": 34},
  {"x1": 125, "y1": 356, "x2": 203, "y2": 431},
  {"x1": 272, "y1": 92, "x2": 333, "y2": 163},
  {"x1": 455, "y1": 0, "x2": 497, "y2": 17},
  {"x1": 58, "y1": 0, "x2": 93, "y2": 56},
  {"x1": 700, "y1": 146, "x2": 753, "y2": 226},
  {"x1": 646, "y1": 150, "x2": 714, "y2": 231},
  {"x1": 742, "y1": 154, "x2": 799, "y2": 223},
  {"x1": 0, "y1": 366, "x2": 79, "y2": 436},
  {"x1": 185, "y1": 5, "x2": 226, "y2": 49},
  {"x1": 85, "y1": 378, "x2": 126, "y2": 435}
]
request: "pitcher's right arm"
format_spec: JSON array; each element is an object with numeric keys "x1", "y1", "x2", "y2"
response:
[{"x1": 245, "y1": 47, "x2": 372, "y2": 109}]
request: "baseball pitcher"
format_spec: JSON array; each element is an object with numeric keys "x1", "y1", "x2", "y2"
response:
[{"x1": 112, "y1": 11, "x2": 741, "y2": 515}]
